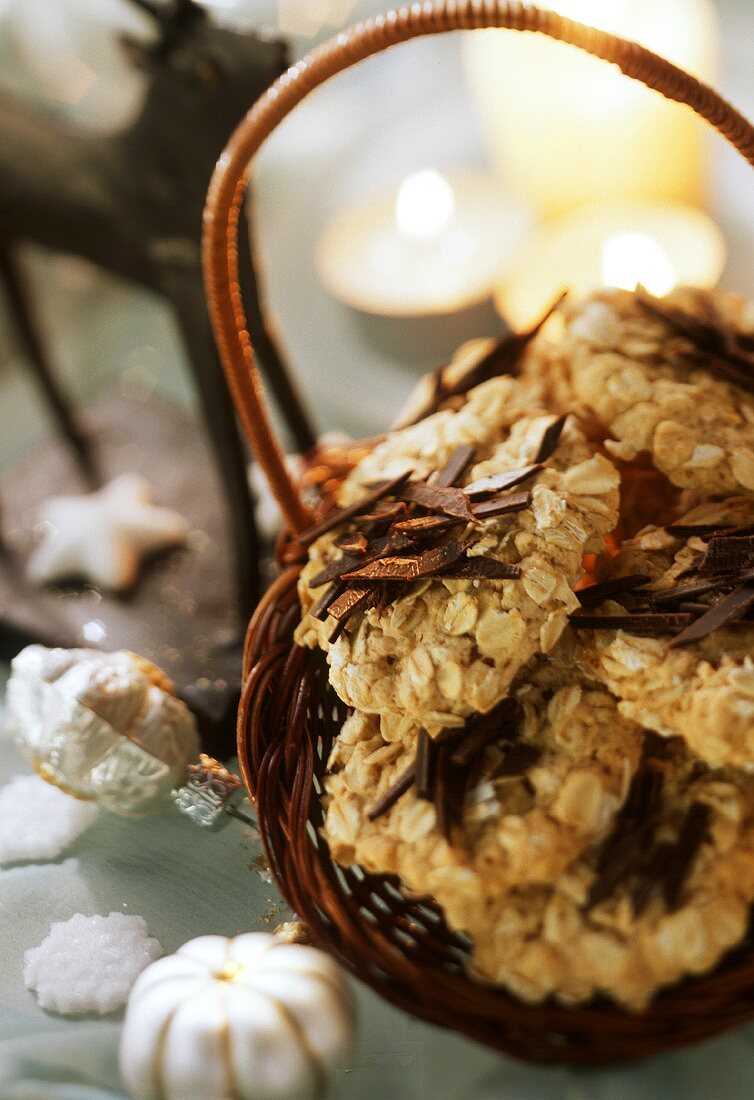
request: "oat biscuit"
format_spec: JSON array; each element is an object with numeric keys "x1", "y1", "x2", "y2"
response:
[
  {"x1": 323, "y1": 670, "x2": 643, "y2": 930},
  {"x1": 469, "y1": 737, "x2": 754, "y2": 1010},
  {"x1": 576, "y1": 498, "x2": 754, "y2": 771},
  {"x1": 529, "y1": 287, "x2": 754, "y2": 496},
  {"x1": 295, "y1": 375, "x2": 619, "y2": 736}
]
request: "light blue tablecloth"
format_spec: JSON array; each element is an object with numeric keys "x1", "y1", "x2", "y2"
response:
[{"x1": 6, "y1": 669, "x2": 754, "y2": 1100}]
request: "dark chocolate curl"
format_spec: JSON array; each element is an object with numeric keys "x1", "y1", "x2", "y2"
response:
[
  {"x1": 367, "y1": 762, "x2": 417, "y2": 821},
  {"x1": 668, "y1": 584, "x2": 754, "y2": 648},
  {"x1": 416, "y1": 730, "x2": 436, "y2": 801},
  {"x1": 570, "y1": 612, "x2": 694, "y2": 634},
  {"x1": 471, "y1": 491, "x2": 531, "y2": 521},
  {"x1": 662, "y1": 803, "x2": 711, "y2": 909},
  {"x1": 534, "y1": 415, "x2": 567, "y2": 464},
  {"x1": 327, "y1": 586, "x2": 371, "y2": 641},
  {"x1": 464, "y1": 464, "x2": 542, "y2": 500},
  {"x1": 433, "y1": 445, "x2": 476, "y2": 489},
  {"x1": 577, "y1": 574, "x2": 652, "y2": 607},
  {"x1": 341, "y1": 541, "x2": 467, "y2": 582},
  {"x1": 299, "y1": 470, "x2": 411, "y2": 545}
]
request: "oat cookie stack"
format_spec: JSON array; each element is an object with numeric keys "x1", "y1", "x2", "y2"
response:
[{"x1": 294, "y1": 287, "x2": 754, "y2": 1011}]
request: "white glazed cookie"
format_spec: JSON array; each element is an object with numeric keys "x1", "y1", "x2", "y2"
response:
[
  {"x1": 528, "y1": 287, "x2": 754, "y2": 496},
  {"x1": 469, "y1": 737, "x2": 754, "y2": 1011},
  {"x1": 296, "y1": 375, "x2": 619, "y2": 737},
  {"x1": 576, "y1": 498, "x2": 754, "y2": 771},
  {"x1": 322, "y1": 668, "x2": 643, "y2": 927}
]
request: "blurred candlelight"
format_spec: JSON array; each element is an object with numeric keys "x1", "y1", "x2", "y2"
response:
[
  {"x1": 463, "y1": 0, "x2": 718, "y2": 217},
  {"x1": 276, "y1": 0, "x2": 359, "y2": 36},
  {"x1": 317, "y1": 169, "x2": 532, "y2": 316},
  {"x1": 600, "y1": 232, "x2": 676, "y2": 296},
  {"x1": 497, "y1": 201, "x2": 726, "y2": 329},
  {"x1": 395, "y1": 170, "x2": 456, "y2": 240}
]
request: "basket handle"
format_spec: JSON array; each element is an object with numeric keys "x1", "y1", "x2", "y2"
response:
[{"x1": 203, "y1": 1, "x2": 754, "y2": 537}]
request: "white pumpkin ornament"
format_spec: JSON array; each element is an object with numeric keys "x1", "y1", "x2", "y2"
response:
[{"x1": 120, "y1": 932, "x2": 356, "y2": 1100}]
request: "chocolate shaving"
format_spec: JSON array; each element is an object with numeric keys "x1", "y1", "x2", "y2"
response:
[
  {"x1": 577, "y1": 574, "x2": 652, "y2": 607},
  {"x1": 668, "y1": 584, "x2": 754, "y2": 648},
  {"x1": 571, "y1": 612, "x2": 693, "y2": 634},
  {"x1": 401, "y1": 367, "x2": 446, "y2": 429},
  {"x1": 309, "y1": 531, "x2": 418, "y2": 588},
  {"x1": 665, "y1": 523, "x2": 737, "y2": 539},
  {"x1": 356, "y1": 502, "x2": 408, "y2": 527},
  {"x1": 662, "y1": 802, "x2": 711, "y2": 909},
  {"x1": 649, "y1": 576, "x2": 736, "y2": 606},
  {"x1": 336, "y1": 532, "x2": 368, "y2": 555},
  {"x1": 492, "y1": 742, "x2": 541, "y2": 778},
  {"x1": 341, "y1": 540, "x2": 467, "y2": 582},
  {"x1": 310, "y1": 581, "x2": 345, "y2": 621},
  {"x1": 366, "y1": 762, "x2": 417, "y2": 821},
  {"x1": 630, "y1": 841, "x2": 675, "y2": 917},
  {"x1": 586, "y1": 763, "x2": 665, "y2": 909},
  {"x1": 403, "y1": 294, "x2": 565, "y2": 425},
  {"x1": 587, "y1": 834, "x2": 645, "y2": 909},
  {"x1": 642, "y1": 730, "x2": 669, "y2": 762},
  {"x1": 433, "y1": 445, "x2": 476, "y2": 489},
  {"x1": 369, "y1": 582, "x2": 402, "y2": 616},
  {"x1": 534, "y1": 415, "x2": 568, "y2": 464},
  {"x1": 450, "y1": 699, "x2": 520, "y2": 768},
  {"x1": 464, "y1": 464, "x2": 543, "y2": 500},
  {"x1": 299, "y1": 470, "x2": 411, "y2": 545},
  {"x1": 702, "y1": 523, "x2": 754, "y2": 541},
  {"x1": 698, "y1": 534, "x2": 754, "y2": 576},
  {"x1": 673, "y1": 558, "x2": 703, "y2": 581},
  {"x1": 445, "y1": 293, "x2": 566, "y2": 398},
  {"x1": 434, "y1": 744, "x2": 467, "y2": 842},
  {"x1": 442, "y1": 558, "x2": 522, "y2": 581},
  {"x1": 638, "y1": 294, "x2": 723, "y2": 350},
  {"x1": 636, "y1": 291, "x2": 754, "y2": 395},
  {"x1": 390, "y1": 515, "x2": 459, "y2": 536},
  {"x1": 395, "y1": 481, "x2": 477, "y2": 522},
  {"x1": 471, "y1": 491, "x2": 532, "y2": 521},
  {"x1": 327, "y1": 586, "x2": 371, "y2": 642},
  {"x1": 415, "y1": 730, "x2": 436, "y2": 801},
  {"x1": 309, "y1": 554, "x2": 366, "y2": 588}
]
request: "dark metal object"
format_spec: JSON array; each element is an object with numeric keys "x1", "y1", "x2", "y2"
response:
[{"x1": 0, "y1": 0, "x2": 317, "y2": 623}]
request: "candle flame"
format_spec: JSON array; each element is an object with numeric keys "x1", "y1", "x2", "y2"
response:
[
  {"x1": 601, "y1": 231, "x2": 676, "y2": 296},
  {"x1": 395, "y1": 170, "x2": 456, "y2": 241}
]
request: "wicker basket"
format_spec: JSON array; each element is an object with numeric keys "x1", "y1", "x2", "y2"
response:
[{"x1": 203, "y1": 3, "x2": 754, "y2": 1065}]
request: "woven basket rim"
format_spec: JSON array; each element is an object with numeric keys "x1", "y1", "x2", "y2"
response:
[
  {"x1": 237, "y1": 560, "x2": 754, "y2": 1065},
  {"x1": 211, "y1": 0, "x2": 754, "y2": 1065}
]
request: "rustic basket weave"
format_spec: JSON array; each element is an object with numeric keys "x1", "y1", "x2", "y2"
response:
[{"x1": 204, "y1": 2, "x2": 754, "y2": 1064}]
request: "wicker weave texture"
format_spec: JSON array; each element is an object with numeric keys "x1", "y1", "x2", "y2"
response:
[{"x1": 238, "y1": 566, "x2": 754, "y2": 1064}]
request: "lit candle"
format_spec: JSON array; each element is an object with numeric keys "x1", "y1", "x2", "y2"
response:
[
  {"x1": 462, "y1": 0, "x2": 718, "y2": 217},
  {"x1": 316, "y1": 169, "x2": 532, "y2": 316},
  {"x1": 497, "y1": 201, "x2": 726, "y2": 330}
]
